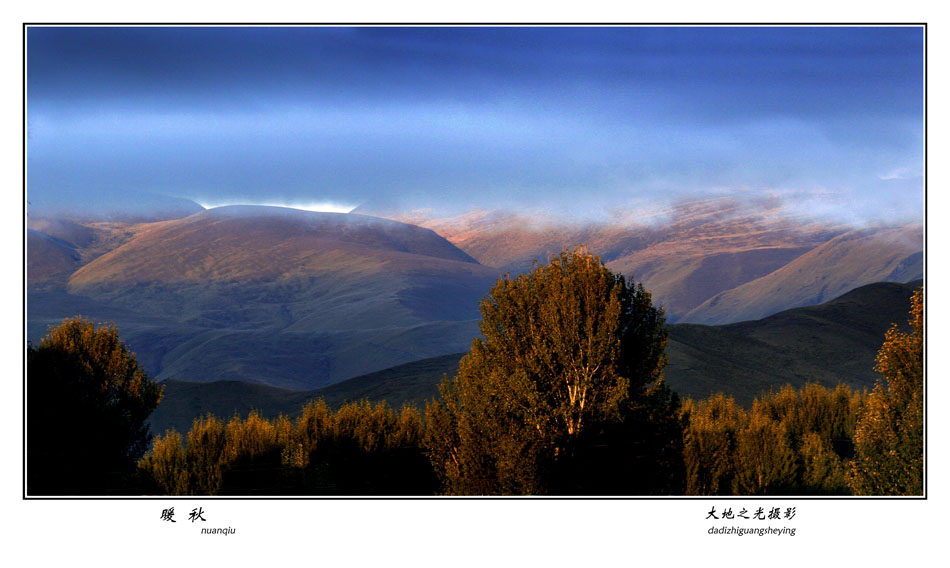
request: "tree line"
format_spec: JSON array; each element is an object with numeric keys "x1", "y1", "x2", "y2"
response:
[
  {"x1": 139, "y1": 401, "x2": 434, "y2": 495},
  {"x1": 26, "y1": 249, "x2": 923, "y2": 496}
]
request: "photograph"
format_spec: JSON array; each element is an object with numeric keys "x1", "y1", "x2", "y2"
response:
[{"x1": 24, "y1": 24, "x2": 924, "y2": 500}]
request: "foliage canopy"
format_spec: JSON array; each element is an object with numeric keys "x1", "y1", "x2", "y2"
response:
[
  {"x1": 426, "y1": 247, "x2": 681, "y2": 495},
  {"x1": 27, "y1": 316, "x2": 164, "y2": 494},
  {"x1": 850, "y1": 287, "x2": 923, "y2": 495},
  {"x1": 681, "y1": 383, "x2": 865, "y2": 496},
  {"x1": 139, "y1": 400, "x2": 434, "y2": 495}
]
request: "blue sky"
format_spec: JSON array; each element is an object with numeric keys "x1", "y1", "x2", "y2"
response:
[{"x1": 26, "y1": 26, "x2": 924, "y2": 222}]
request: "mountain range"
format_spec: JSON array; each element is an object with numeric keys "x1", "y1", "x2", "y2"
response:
[
  {"x1": 387, "y1": 198, "x2": 921, "y2": 322},
  {"x1": 27, "y1": 200, "x2": 922, "y2": 394}
]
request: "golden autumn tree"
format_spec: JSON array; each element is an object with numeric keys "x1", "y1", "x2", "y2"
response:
[
  {"x1": 27, "y1": 317, "x2": 164, "y2": 495},
  {"x1": 426, "y1": 247, "x2": 681, "y2": 495},
  {"x1": 681, "y1": 394, "x2": 743, "y2": 495},
  {"x1": 850, "y1": 288, "x2": 923, "y2": 495},
  {"x1": 731, "y1": 411, "x2": 798, "y2": 495}
]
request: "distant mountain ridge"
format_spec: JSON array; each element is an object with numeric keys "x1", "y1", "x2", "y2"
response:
[
  {"x1": 28, "y1": 191, "x2": 204, "y2": 222},
  {"x1": 394, "y1": 199, "x2": 919, "y2": 323},
  {"x1": 684, "y1": 224, "x2": 922, "y2": 324}
]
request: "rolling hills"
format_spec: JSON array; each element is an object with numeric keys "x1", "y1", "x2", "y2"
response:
[
  {"x1": 665, "y1": 279, "x2": 921, "y2": 403},
  {"x1": 27, "y1": 199, "x2": 923, "y2": 396},
  {"x1": 29, "y1": 205, "x2": 499, "y2": 389},
  {"x1": 148, "y1": 280, "x2": 921, "y2": 434}
]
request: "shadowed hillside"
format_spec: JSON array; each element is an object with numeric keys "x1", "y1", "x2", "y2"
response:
[
  {"x1": 149, "y1": 352, "x2": 467, "y2": 435},
  {"x1": 666, "y1": 280, "x2": 921, "y2": 404},
  {"x1": 27, "y1": 218, "x2": 97, "y2": 248},
  {"x1": 27, "y1": 217, "x2": 152, "y2": 288},
  {"x1": 27, "y1": 229, "x2": 82, "y2": 288}
]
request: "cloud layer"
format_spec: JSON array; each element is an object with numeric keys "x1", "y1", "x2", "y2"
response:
[{"x1": 27, "y1": 26, "x2": 924, "y2": 223}]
